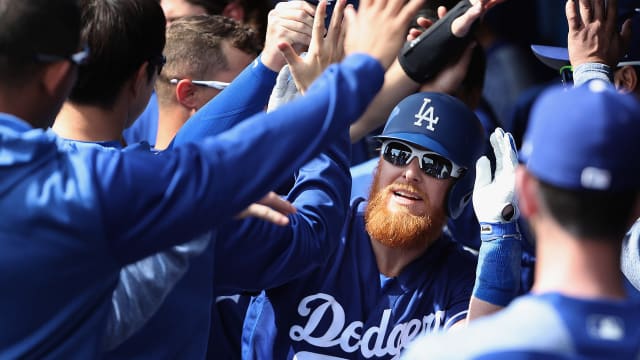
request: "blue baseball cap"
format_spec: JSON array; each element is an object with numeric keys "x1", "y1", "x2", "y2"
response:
[
  {"x1": 531, "y1": 0, "x2": 640, "y2": 70},
  {"x1": 520, "y1": 80, "x2": 640, "y2": 191},
  {"x1": 376, "y1": 92, "x2": 484, "y2": 169}
]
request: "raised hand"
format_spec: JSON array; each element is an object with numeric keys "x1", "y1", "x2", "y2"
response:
[
  {"x1": 567, "y1": 0, "x2": 632, "y2": 67},
  {"x1": 278, "y1": 0, "x2": 347, "y2": 94},
  {"x1": 343, "y1": 0, "x2": 425, "y2": 70},
  {"x1": 262, "y1": 1, "x2": 317, "y2": 72},
  {"x1": 473, "y1": 128, "x2": 519, "y2": 224}
]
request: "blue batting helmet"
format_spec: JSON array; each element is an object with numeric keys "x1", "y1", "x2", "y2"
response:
[{"x1": 375, "y1": 92, "x2": 485, "y2": 219}]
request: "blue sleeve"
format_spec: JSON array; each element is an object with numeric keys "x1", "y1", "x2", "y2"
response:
[
  {"x1": 103, "y1": 57, "x2": 280, "y2": 345},
  {"x1": 92, "y1": 53, "x2": 384, "y2": 266},
  {"x1": 214, "y1": 110, "x2": 352, "y2": 293},
  {"x1": 173, "y1": 56, "x2": 278, "y2": 145},
  {"x1": 103, "y1": 233, "x2": 211, "y2": 350}
]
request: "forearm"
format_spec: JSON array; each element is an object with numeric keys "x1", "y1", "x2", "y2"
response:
[
  {"x1": 215, "y1": 122, "x2": 352, "y2": 292},
  {"x1": 349, "y1": 60, "x2": 419, "y2": 143},
  {"x1": 103, "y1": 54, "x2": 384, "y2": 264}
]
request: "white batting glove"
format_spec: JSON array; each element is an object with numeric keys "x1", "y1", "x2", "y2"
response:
[{"x1": 472, "y1": 128, "x2": 519, "y2": 224}]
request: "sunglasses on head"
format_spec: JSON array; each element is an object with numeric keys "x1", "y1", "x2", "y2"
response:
[
  {"x1": 169, "y1": 78, "x2": 230, "y2": 90},
  {"x1": 381, "y1": 140, "x2": 465, "y2": 179}
]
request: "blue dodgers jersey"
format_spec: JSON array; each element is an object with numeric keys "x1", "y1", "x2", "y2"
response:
[
  {"x1": 242, "y1": 200, "x2": 478, "y2": 359},
  {"x1": 404, "y1": 293, "x2": 640, "y2": 359}
]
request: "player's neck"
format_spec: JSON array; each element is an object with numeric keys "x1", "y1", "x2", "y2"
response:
[
  {"x1": 155, "y1": 104, "x2": 190, "y2": 150},
  {"x1": 53, "y1": 101, "x2": 125, "y2": 143},
  {"x1": 531, "y1": 219, "x2": 626, "y2": 300},
  {"x1": 370, "y1": 237, "x2": 431, "y2": 278}
]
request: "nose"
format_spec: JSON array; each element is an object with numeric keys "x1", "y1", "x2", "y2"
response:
[{"x1": 403, "y1": 157, "x2": 422, "y2": 183}]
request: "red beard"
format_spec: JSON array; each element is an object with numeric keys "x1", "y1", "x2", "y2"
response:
[{"x1": 364, "y1": 169, "x2": 446, "y2": 250}]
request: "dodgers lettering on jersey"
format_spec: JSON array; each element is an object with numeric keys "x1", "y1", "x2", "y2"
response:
[
  {"x1": 289, "y1": 293, "x2": 452, "y2": 359},
  {"x1": 242, "y1": 202, "x2": 478, "y2": 360}
]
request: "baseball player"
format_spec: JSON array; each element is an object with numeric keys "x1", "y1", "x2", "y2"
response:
[
  {"x1": 239, "y1": 91, "x2": 505, "y2": 359},
  {"x1": 403, "y1": 80, "x2": 640, "y2": 359},
  {"x1": 0, "y1": 0, "x2": 418, "y2": 357}
]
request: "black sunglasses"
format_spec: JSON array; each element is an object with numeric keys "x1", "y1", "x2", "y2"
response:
[{"x1": 381, "y1": 140, "x2": 465, "y2": 180}]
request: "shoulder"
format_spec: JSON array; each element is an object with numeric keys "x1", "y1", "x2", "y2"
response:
[{"x1": 403, "y1": 295, "x2": 573, "y2": 359}]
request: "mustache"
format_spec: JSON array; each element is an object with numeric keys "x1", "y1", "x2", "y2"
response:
[{"x1": 383, "y1": 183, "x2": 429, "y2": 204}]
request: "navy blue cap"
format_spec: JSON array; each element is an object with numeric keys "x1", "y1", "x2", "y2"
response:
[
  {"x1": 375, "y1": 92, "x2": 484, "y2": 170},
  {"x1": 520, "y1": 80, "x2": 640, "y2": 191},
  {"x1": 531, "y1": 0, "x2": 640, "y2": 70}
]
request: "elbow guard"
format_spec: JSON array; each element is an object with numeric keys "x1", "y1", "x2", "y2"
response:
[{"x1": 398, "y1": 0, "x2": 475, "y2": 83}]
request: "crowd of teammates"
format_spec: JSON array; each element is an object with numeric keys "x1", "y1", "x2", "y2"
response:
[{"x1": 0, "y1": 0, "x2": 639, "y2": 359}]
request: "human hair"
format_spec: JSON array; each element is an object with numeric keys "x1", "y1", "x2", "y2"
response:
[
  {"x1": 184, "y1": 0, "x2": 270, "y2": 42},
  {"x1": 68, "y1": 0, "x2": 166, "y2": 109},
  {"x1": 0, "y1": 0, "x2": 81, "y2": 87},
  {"x1": 537, "y1": 179, "x2": 639, "y2": 242},
  {"x1": 156, "y1": 14, "x2": 261, "y2": 104}
]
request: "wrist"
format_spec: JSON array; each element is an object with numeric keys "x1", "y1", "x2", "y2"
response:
[{"x1": 260, "y1": 51, "x2": 286, "y2": 73}]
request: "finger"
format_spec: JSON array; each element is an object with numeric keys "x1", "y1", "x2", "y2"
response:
[
  {"x1": 578, "y1": 0, "x2": 592, "y2": 24},
  {"x1": 437, "y1": 5, "x2": 447, "y2": 19},
  {"x1": 490, "y1": 128, "x2": 504, "y2": 175},
  {"x1": 451, "y1": 0, "x2": 483, "y2": 37},
  {"x1": 242, "y1": 203, "x2": 291, "y2": 226},
  {"x1": 278, "y1": 41, "x2": 304, "y2": 68},
  {"x1": 474, "y1": 156, "x2": 492, "y2": 189},
  {"x1": 605, "y1": 0, "x2": 619, "y2": 33},
  {"x1": 407, "y1": 28, "x2": 423, "y2": 41},
  {"x1": 328, "y1": 0, "x2": 347, "y2": 41},
  {"x1": 566, "y1": 0, "x2": 581, "y2": 30},
  {"x1": 592, "y1": 0, "x2": 604, "y2": 21},
  {"x1": 274, "y1": 1, "x2": 317, "y2": 19},
  {"x1": 258, "y1": 191, "x2": 297, "y2": 215},
  {"x1": 416, "y1": 17, "x2": 433, "y2": 29},
  {"x1": 343, "y1": 4, "x2": 357, "y2": 42},
  {"x1": 504, "y1": 131, "x2": 518, "y2": 168},
  {"x1": 335, "y1": 16, "x2": 347, "y2": 61},
  {"x1": 398, "y1": 0, "x2": 426, "y2": 28},
  {"x1": 310, "y1": 0, "x2": 328, "y2": 53}
]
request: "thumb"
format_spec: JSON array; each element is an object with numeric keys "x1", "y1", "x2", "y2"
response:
[{"x1": 277, "y1": 42, "x2": 303, "y2": 69}]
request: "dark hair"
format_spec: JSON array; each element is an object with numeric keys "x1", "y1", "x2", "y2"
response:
[
  {"x1": 537, "y1": 180, "x2": 639, "y2": 242},
  {"x1": 184, "y1": 0, "x2": 270, "y2": 43},
  {"x1": 0, "y1": 0, "x2": 81, "y2": 86},
  {"x1": 69, "y1": 0, "x2": 166, "y2": 109},
  {"x1": 157, "y1": 14, "x2": 261, "y2": 104}
]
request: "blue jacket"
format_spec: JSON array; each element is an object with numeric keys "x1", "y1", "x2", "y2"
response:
[{"x1": 0, "y1": 53, "x2": 384, "y2": 358}]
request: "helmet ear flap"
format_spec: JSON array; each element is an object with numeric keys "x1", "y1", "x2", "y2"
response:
[{"x1": 446, "y1": 167, "x2": 476, "y2": 219}]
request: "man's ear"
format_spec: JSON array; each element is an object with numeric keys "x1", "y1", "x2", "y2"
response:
[
  {"x1": 130, "y1": 61, "x2": 153, "y2": 98},
  {"x1": 174, "y1": 79, "x2": 199, "y2": 110},
  {"x1": 41, "y1": 61, "x2": 74, "y2": 97},
  {"x1": 223, "y1": 1, "x2": 245, "y2": 22},
  {"x1": 614, "y1": 65, "x2": 638, "y2": 94}
]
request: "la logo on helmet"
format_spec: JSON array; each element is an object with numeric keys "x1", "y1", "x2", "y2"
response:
[{"x1": 413, "y1": 98, "x2": 439, "y2": 131}]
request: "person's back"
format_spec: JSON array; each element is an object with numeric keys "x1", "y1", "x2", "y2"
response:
[{"x1": 403, "y1": 80, "x2": 640, "y2": 359}]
